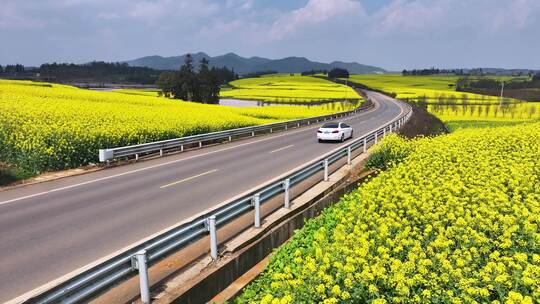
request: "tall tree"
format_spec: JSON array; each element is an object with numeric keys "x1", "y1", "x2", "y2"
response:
[
  {"x1": 157, "y1": 55, "x2": 235, "y2": 103},
  {"x1": 173, "y1": 54, "x2": 198, "y2": 101},
  {"x1": 156, "y1": 72, "x2": 176, "y2": 97},
  {"x1": 197, "y1": 58, "x2": 220, "y2": 104},
  {"x1": 328, "y1": 68, "x2": 349, "y2": 78}
]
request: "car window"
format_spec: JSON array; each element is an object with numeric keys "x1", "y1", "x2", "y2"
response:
[
  {"x1": 322, "y1": 123, "x2": 339, "y2": 128},
  {"x1": 341, "y1": 123, "x2": 350, "y2": 128}
]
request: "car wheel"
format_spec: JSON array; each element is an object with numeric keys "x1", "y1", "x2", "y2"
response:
[
  {"x1": 318, "y1": 139, "x2": 323, "y2": 143},
  {"x1": 340, "y1": 133, "x2": 345, "y2": 142},
  {"x1": 350, "y1": 130, "x2": 354, "y2": 139}
]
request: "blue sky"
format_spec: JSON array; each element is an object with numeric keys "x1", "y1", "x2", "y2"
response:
[{"x1": 1, "y1": 0, "x2": 539, "y2": 70}]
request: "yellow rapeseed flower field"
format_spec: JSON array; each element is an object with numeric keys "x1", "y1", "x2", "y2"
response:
[
  {"x1": 344, "y1": 74, "x2": 540, "y2": 131},
  {"x1": 221, "y1": 74, "x2": 361, "y2": 102},
  {"x1": 347, "y1": 74, "x2": 512, "y2": 104},
  {"x1": 428, "y1": 103, "x2": 540, "y2": 131},
  {"x1": 0, "y1": 80, "x2": 355, "y2": 173},
  {"x1": 237, "y1": 123, "x2": 540, "y2": 304}
]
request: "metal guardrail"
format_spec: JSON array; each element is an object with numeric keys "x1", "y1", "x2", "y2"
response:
[
  {"x1": 98, "y1": 101, "x2": 374, "y2": 162},
  {"x1": 20, "y1": 102, "x2": 412, "y2": 304}
]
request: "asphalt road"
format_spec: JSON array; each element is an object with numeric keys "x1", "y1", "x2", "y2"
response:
[{"x1": 0, "y1": 91, "x2": 406, "y2": 303}]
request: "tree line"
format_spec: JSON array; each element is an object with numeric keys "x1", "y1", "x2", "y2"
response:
[
  {"x1": 38, "y1": 62, "x2": 159, "y2": 84},
  {"x1": 456, "y1": 73, "x2": 540, "y2": 91},
  {"x1": 402, "y1": 68, "x2": 467, "y2": 76},
  {"x1": 242, "y1": 70, "x2": 278, "y2": 78},
  {"x1": 301, "y1": 69, "x2": 328, "y2": 76},
  {"x1": 0, "y1": 64, "x2": 26, "y2": 76},
  {"x1": 156, "y1": 54, "x2": 238, "y2": 104},
  {"x1": 328, "y1": 68, "x2": 349, "y2": 78},
  {"x1": 0, "y1": 62, "x2": 161, "y2": 84}
]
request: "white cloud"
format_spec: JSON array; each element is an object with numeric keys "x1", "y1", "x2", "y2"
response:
[
  {"x1": 489, "y1": 0, "x2": 540, "y2": 31},
  {"x1": 1, "y1": 0, "x2": 540, "y2": 68},
  {"x1": 126, "y1": 0, "x2": 219, "y2": 23},
  {"x1": 0, "y1": 1, "x2": 43, "y2": 29},
  {"x1": 370, "y1": 0, "x2": 540, "y2": 36},
  {"x1": 370, "y1": 0, "x2": 452, "y2": 36},
  {"x1": 268, "y1": 0, "x2": 366, "y2": 40},
  {"x1": 225, "y1": 0, "x2": 254, "y2": 11}
]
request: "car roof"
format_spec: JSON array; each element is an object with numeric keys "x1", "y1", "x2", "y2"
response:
[{"x1": 321, "y1": 122, "x2": 340, "y2": 128}]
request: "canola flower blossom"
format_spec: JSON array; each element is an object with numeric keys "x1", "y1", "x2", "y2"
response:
[
  {"x1": 221, "y1": 74, "x2": 360, "y2": 102},
  {"x1": 236, "y1": 123, "x2": 540, "y2": 304},
  {"x1": 427, "y1": 104, "x2": 540, "y2": 131},
  {"x1": 0, "y1": 80, "x2": 357, "y2": 173},
  {"x1": 347, "y1": 74, "x2": 510, "y2": 103},
  {"x1": 347, "y1": 74, "x2": 540, "y2": 131}
]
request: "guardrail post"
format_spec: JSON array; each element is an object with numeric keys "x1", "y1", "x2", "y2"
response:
[
  {"x1": 159, "y1": 149, "x2": 163, "y2": 157},
  {"x1": 389, "y1": 124, "x2": 392, "y2": 133},
  {"x1": 283, "y1": 179, "x2": 290, "y2": 209},
  {"x1": 181, "y1": 145, "x2": 184, "y2": 152},
  {"x1": 132, "y1": 250, "x2": 150, "y2": 304},
  {"x1": 347, "y1": 146, "x2": 352, "y2": 165},
  {"x1": 208, "y1": 216, "x2": 218, "y2": 260},
  {"x1": 285, "y1": 125, "x2": 288, "y2": 130},
  {"x1": 199, "y1": 141, "x2": 202, "y2": 148},
  {"x1": 270, "y1": 128, "x2": 273, "y2": 133},
  {"x1": 375, "y1": 132, "x2": 378, "y2": 143},
  {"x1": 383, "y1": 127, "x2": 386, "y2": 136},
  {"x1": 229, "y1": 136, "x2": 232, "y2": 141},
  {"x1": 363, "y1": 137, "x2": 367, "y2": 153},
  {"x1": 324, "y1": 159, "x2": 329, "y2": 181},
  {"x1": 135, "y1": 153, "x2": 139, "y2": 161},
  {"x1": 252, "y1": 131, "x2": 255, "y2": 137},
  {"x1": 253, "y1": 194, "x2": 261, "y2": 228}
]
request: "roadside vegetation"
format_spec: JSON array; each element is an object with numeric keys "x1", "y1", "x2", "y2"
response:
[
  {"x1": 236, "y1": 122, "x2": 540, "y2": 304},
  {"x1": 235, "y1": 74, "x2": 540, "y2": 303},
  {"x1": 221, "y1": 74, "x2": 361, "y2": 103},
  {"x1": 0, "y1": 79, "x2": 356, "y2": 175}
]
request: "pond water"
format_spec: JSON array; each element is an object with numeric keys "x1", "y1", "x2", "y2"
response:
[
  {"x1": 219, "y1": 98, "x2": 363, "y2": 110},
  {"x1": 219, "y1": 99, "x2": 265, "y2": 107}
]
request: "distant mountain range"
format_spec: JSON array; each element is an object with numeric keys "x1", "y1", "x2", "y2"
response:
[{"x1": 124, "y1": 52, "x2": 386, "y2": 75}]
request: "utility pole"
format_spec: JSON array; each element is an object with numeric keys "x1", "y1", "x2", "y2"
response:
[
  {"x1": 498, "y1": 81, "x2": 504, "y2": 109},
  {"x1": 345, "y1": 79, "x2": 348, "y2": 102}
]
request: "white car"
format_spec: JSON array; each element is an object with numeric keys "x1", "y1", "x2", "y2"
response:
[{"x1": 317, "y1": 122, "x2": 353, "y2": 142}]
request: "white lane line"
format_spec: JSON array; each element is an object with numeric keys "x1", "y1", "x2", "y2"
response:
[
  {"x1": 160, "y1": 169, "x2": 219, "y2": 189},
  {"x1": 0, "y1": 102, "x2": 384, "y2": 206},
  {"x1": 269, "y1": 144, "x2": 295, "y2": 154}
]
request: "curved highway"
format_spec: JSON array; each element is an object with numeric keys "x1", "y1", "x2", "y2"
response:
[{"x1": 0, "y1": 90, "x2": 406, "y2": 302}]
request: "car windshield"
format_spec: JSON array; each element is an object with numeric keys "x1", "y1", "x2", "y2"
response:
[{"x1": 321, "y1": 123, "x2": 339, "y2": 128}]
